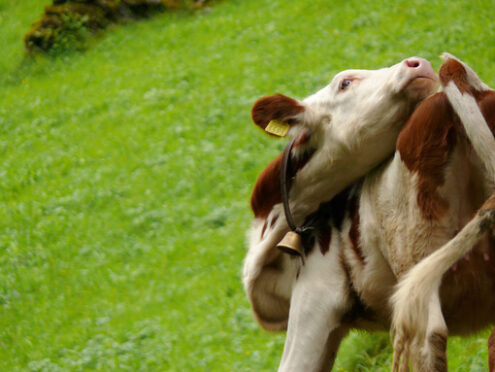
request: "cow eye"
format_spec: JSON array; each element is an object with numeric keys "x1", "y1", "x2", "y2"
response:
[{"x1": 340, "y1": 79, "x2": 353, "y2": 91}]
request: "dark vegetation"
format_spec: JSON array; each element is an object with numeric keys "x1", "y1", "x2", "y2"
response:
[{"x1": 24, "y1": 0, "x2": 209, "y2": 53}]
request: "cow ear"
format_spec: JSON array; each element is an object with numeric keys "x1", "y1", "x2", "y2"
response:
[{"x1": 251, "y1": 94, "x2": 306, "y2": 137}]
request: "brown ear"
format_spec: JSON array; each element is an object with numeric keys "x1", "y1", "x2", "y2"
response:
[
  {"x1": 439, "y1": 58, "x2": 471, "y2": 94},
  {"x1": 251, "y1": 94, "x2": 305, "y2": 132}
]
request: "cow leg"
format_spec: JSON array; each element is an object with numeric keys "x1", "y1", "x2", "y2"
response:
[
  {"x1": 278, "y1": 246, "x2": 352, "y2": 372},
  {"x1": 489, "y1": 327, "x2": 495, "y2": 372}
]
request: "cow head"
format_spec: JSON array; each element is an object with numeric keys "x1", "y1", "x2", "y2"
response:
[{"x1": 252, "y1": 58, "x2": 438, "y2": 162}]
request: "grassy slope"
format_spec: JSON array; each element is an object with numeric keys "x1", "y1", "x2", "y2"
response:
[{"x1": 1, "y1": 0, "x2": 494, "y2": 370}]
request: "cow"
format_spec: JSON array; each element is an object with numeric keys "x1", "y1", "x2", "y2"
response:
[
  {"x1": 243, "y1": 54, "x2": 495, "y2": 372},
  {"x1": 244, "y1": 57, "x2": 438, "y2": 334}
]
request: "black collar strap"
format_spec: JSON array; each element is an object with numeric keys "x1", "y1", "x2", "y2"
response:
[{"x1": 280, "y1": 137, "x2": 314, "y2": 236}]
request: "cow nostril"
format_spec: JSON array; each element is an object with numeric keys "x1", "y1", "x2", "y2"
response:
[{"x1": 406, "y1": 59, "x2": 421, "y2": 68}]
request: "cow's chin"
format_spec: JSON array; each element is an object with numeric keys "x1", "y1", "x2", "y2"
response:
[{"x1": 405, "y1": 77, "x2": 439, "y2": 102}]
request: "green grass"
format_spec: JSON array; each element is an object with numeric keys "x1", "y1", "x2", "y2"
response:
[{"x1": 1, "y1": 0, "x2": 494, "y2": 370}]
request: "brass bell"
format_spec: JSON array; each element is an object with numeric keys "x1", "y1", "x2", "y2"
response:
[{"x1": 277, "y1": 231, "x2": 304, "y2": 257}]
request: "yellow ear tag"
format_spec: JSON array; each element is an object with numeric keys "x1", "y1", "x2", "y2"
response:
[{"x1": 265, "y1": 120, "x2": 290, "y2": 137}]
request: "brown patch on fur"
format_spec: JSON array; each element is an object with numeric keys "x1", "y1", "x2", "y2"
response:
[
  {"x1": 299, "y1": 183, "x2": 362, "y2": 256},
  {"x1": 328, "y1": 185, "x2": 354, "y2": 230},
  {"x1": 250, "y1": 149, "x2": 315, "y2": 218},
  {"x1": 293, "y1": 130, "x2": 311, "y2": 147},
  {"x1": 478, "y1": 90, "x2": 495, "y2": 134},
  {"x1": 439, "y1": 58, "x2": 472, "y2": 95},
  {"x1": 251, "y1": 153, "x2": 283, "y2": 219},
  {"x1": 298, "y1": 195, "x2": 340, "y2": 256},
  {"x1": 270, "y1": 214, "x2": 279, "y2": 228},
  {"x1": 340, "y1": 250, "x2": 352, "y2": 285},
  {"x1": 440, "y1": 234, "x2": 495, "y2": 335},
  {"x1": 260, "y1": 220, "x2": 268, "y2": 239},
  {"x1": 339, "y1": 236, "x2": 374, "y2": 324},
  {"x1": 319, "y1": 225, "x2": 332, "y2": 255},
  {"x1": 348, "y1": 196, "x2": 364, "y2": 264},
  {"x1": 428, "y1": 332, "x2": 448, "y2": 372},
  {"x1": 251, "y1": 94, "x2": 304, "y2": 133},
  {"x1": 489, "y1": 328, "x2": 495, "y2": 372},
  {"x1": 397, "y1": 92, "x2": 457, "y2": 220}
]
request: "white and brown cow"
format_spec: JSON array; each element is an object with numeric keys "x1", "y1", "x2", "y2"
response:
[
  {"x1": 244, "y1": 57, "x2": 438, "y2": 332},
  {"x1": 244, "y1": 55, "x2": 495, "y2": 372}
]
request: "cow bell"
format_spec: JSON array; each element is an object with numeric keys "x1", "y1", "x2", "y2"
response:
[{"x1": 277, "y1": 231, "x2": 304, "y2": 257}]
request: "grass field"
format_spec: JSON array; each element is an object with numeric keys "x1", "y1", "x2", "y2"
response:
[{"x1": 1, "y1": 0, "x2": 495, "y2": 370}]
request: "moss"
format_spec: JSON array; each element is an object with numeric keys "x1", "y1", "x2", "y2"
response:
[{"x1": 24, "y1": 0, "x2": 208, "y2": 54}]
